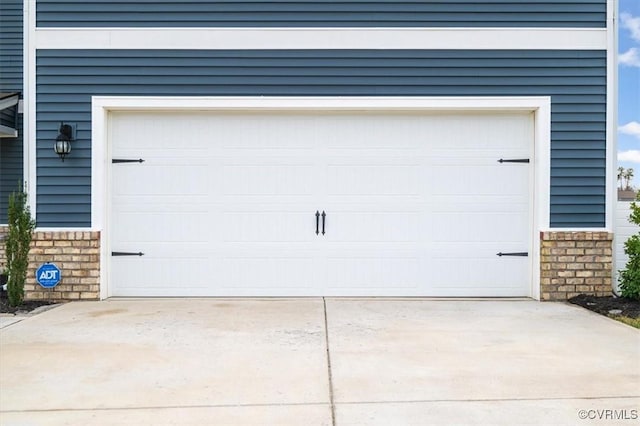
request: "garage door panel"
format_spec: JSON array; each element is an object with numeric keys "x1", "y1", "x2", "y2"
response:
[
  {"x1": 432, "y1": 242, "x2": 530, "y2": 255},
  {"x1": 326, "y1": 257, "x2": 422, "y2": 289},
  {"x1": 223, "y1": 164, "x2": 316, "y2": 196},
  {"x1": 431, "y1": 113, "x2": 532, "y2": 147},
  {"x1": 113, "y1": 252, "x2": 321, "y2": 294},
  {"x1": 324, "y1": 211, "x2": 423, "y2": 243},
  {"x1": 112, "y1": 257, "x2": 210, "y2": 289},
  {"x1": 328, "y1": 140, "x2": 420, "y2": 151},
  {"x1": 327, "y1": 164, "x2": 422, "y2": 196},
  {"x1": 112, "y1": 212, "x2": 209, "y2": 242},
  {"x1": 326, "y1": 119, "x2": 424, "y2": 150},
  {"x1": 113, "y1": 197, "x2": 209, "y2": 212},
  {"x1": 115, "y1": 147, "x2": 210, "y2": 160},
  {"x1": 431, "y1": 149, "x2": 526, "y2": 160},
  {"x1": 220, "y1": 115, "x2": 318, "y2": 150},
  {"x1": 221, "y1": 257, "x2": 318, "y2": 289},
  {"x1": 114, "y1": 165, "x2": 210, "y2": 196},
  {"x1": 111, "y1": 110, "x2": 532, "y2": 297},
  {"x1": 222, "y1": 211, "x2": 316, "y2": 242},
  {"x1": 430, "y1": 198, "x2": 528, "y2": 212},
  {"x1": 429, "y1": 167, "x2": 528, "y2": 196},
  {"x1": 431, "y1": 212, "x2": 528, "y2": 242}
]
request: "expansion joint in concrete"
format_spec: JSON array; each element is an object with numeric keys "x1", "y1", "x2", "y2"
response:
[{"x1": 323, "y1": 297, "x2": 336, "y2": 426}]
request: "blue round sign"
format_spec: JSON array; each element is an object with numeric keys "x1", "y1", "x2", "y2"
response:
[{"x1": 36, "y1": 263, "x2": 61, "y2": 288}]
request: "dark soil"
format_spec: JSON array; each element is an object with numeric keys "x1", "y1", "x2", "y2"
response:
[
  {"x1": 0, "y1": 298, "x2": 55, "y2": 314},
  {"x1": 0, "y1": 288, "x2": 56, "y2": 314},
  {"x1": 568, "y1": 294, "x2": 640, "y2": 319}
]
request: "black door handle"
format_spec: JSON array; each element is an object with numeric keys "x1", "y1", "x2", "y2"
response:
[
  {"x1": 315, "y1": 211, "x2": 320, "y2": 235},
  {"x1": 321, "y1": 211, "x2": 326, "y2": 235}
]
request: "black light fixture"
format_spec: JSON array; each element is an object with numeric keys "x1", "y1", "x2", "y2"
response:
[{"x1": 54, "y1": 122, "x2": 74, "y2": 162}]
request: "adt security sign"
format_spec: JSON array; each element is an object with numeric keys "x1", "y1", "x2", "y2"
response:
[{"x1": 36, "y1": 263, "x2": 61, "y2": 288}]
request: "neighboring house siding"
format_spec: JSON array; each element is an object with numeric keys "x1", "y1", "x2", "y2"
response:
[
  {"x1": 36, "y1": 49, "x2": 606, "y2": 228},
  {"x1": 0, "y1": 0, "x2": 24, "y2": 224},
  {"x1": 0, "y1": 104, "x2": 17, "y2": 129},
  {"x1": 36, "y1": 0, "x2": 607, "y2": 28},
  {"x1": 0, "y1": 115, "x2": 23, "y2": 220}
]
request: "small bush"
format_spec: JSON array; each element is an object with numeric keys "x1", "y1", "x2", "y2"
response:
[
  {"x1": 5, "y1": 185, "x2": 36, "y2": 306},
  {"x1": 619, "y1": 192, "x2": 640, "y2": 300}
]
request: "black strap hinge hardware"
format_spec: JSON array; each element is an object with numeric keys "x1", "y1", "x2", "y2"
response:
[
  {"x1": 498, "y1": 158, "x2": 529, "y2": 164},
  {"x1": 112, "y1": 159, "x2": 145, "y2": 164},
  {"x1": 497, "y1": 252, "x2": 528, "y2": 257},
  {"x1": 112, "y1": 251, "x2": 145, "y2": 257}
]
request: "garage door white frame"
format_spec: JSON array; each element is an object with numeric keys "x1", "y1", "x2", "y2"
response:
[{"x1": 92, "y1": 96, "x2": 551, "y2": 300}]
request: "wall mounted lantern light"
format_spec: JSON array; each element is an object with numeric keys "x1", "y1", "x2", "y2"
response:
[{"x1": 54, "y1": 122, "x2": 74, "y2": 162}]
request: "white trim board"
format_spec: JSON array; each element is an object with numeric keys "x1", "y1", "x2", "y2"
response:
[
  {"x1": 606, "y1": 0, "x2": 618, "y2": 288},
  {"x1": 35, "y1": 27, "x2": 607, "y2": 50},
  {"x1": 91, "y1": 96, "x2": 552, "y2": 113},
  {"x1": 91, "y1": 95, "x2": 551, "y2": 300},
  {"x1": 24, "y1": 0, "x2": 37, "y2": 213}
]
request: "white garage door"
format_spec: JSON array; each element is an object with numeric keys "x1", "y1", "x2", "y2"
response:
[{"x1": 110, "y1": 110, "x2": 532, "y2": 297}]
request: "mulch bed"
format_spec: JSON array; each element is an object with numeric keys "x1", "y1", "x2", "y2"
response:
[
  {"x1": 0, "y1": 288, "x2": 56, "y2": 314},
  {"x1": 568, "y1": 294, "x2": 640, "y2": 319},
  {"x1": 0, "y1": 298, "x2": 55, "y2": 314}
]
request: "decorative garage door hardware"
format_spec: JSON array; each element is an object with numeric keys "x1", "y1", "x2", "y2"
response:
[
  {"x1": 497, "y1": 158, "x2": 529, "y2": 163},
  {"x1": 496, "y1": 252, "x2": 528, "y2": 257},
  {"x1": 315, "y1": 211, "x2": 327, "y2": 235},
  {"x1": 112, "y1": 251, "x2": 145, "y2": 257},
  {"x1": 112, "y1": 158, "x2": 145, "y2": 163}
]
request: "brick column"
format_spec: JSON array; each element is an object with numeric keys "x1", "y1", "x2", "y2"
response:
[
  {"x1": 540, "y1": 231, "x2": 613, "y2": 300},
  {"x1": 0, "y1": 229, "x2": 101, "y2": 301},
  {"x1": 26, "y1": 231, "x2": 101, "y2": 301}
]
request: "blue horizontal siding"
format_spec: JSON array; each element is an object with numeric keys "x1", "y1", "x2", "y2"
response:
[
  {"x1": 0, "y1": 0, "x2": 24, "y2": 224},
  {"x1": 35, "y1": 49, "x2": 607, "y2": 228},
  {"x1": 36, "y1": 0, "x2": 606, "y2": 28}
]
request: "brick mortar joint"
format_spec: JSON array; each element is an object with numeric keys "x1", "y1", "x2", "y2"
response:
[{"x1": 540, "y1": 231, "x2": 614, "y2": 241}]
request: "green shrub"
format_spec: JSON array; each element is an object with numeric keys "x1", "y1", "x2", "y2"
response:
[
  {"x1": 619, "y1": 192, "x2": 640, "y2": 300},
  {"x1": 5, "y1": 185, "x2": 36, "y2": 306}
]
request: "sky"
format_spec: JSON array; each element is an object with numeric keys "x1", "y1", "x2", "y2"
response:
[{"x1": 618, "y1": 0, "x2": 640, "y2": 189}]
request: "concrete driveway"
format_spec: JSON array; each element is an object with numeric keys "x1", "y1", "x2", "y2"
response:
[{"x1": 0, "y1": 299, "x2": 638, "y2": 425}]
